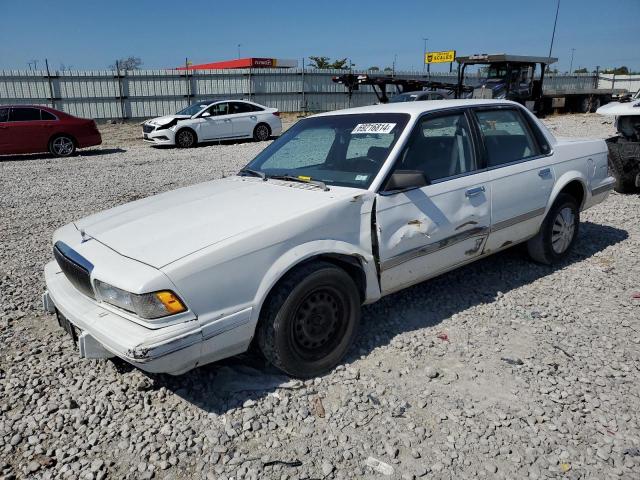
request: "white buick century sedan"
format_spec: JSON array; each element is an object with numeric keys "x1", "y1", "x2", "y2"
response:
[{"x1": 43, "y1": 100, "x2": 615, "y2": 378}]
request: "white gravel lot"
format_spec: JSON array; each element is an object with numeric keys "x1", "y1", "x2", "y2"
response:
[{"x1": 1, "y1": 113, "x2": 639, "y2": 480}]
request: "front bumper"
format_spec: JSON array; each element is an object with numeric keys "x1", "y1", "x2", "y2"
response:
[
  {"x1": 143, "y1": 127, "x2": 176, "y2": 145},
  {"x1": 44, "y1": 261, "x2": 252, "y2": 375}
]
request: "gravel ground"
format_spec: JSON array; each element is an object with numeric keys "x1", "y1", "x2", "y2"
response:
[{"x1": 1, "y1": 113, "x2": 639, "y2": 480}]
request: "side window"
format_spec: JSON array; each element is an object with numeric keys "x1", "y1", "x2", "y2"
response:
[
  {"x1": 40, "y1": 109, "x2": 57, "y2": 120},
  {"x1": 0, "y1": 108, "x2": 8, "y2": 122},
  {"x1": 207, "y1": 103, "x2": 229, "y2": 116},
  {"x1": 475, "y1": 109, "x2": 540, "y2": 167},
  {"x1": 397, "y1": 112, "x2": 475, "y2": 182},
  {"x1": 230, "y1": 102, "x2": 257, "y2": 114},
  {"x1": 9, "y1": 107, "x2": 41, "y2": 122}
]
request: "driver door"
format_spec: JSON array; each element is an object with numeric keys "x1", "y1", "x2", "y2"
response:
[
  {"x1": 375, "y1": 109, "x2": 493, "y2": 294},
  {"x1": 198, "y1": 102, "x2": 233, "y2": 140}
]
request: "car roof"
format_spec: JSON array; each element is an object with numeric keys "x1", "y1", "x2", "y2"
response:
[{"x1": 313, "y1": 99, "x2": 521, "y2": 117}]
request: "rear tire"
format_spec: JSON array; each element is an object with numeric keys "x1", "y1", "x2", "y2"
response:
[
  {"x1": 527, "y1": 193, "x2": 580, "y2": 265},
  {"x1": 257, "y1": 261, "x2": 361, "y2": 378},
  {"x1": 253, "y1": 123, "x2": 271, "y2": 142},
  {"x1": 49, "y1": 135, "x2": 76, "y2": 157},
  {"x1": 175, "y1": 129, "x2": 196, "y2": 148}
]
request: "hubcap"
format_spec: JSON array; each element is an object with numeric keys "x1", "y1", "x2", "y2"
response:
[
  {"x1": 551, "y1": 207, "x2": 576, "y2": 254},
  {"x1": 256, "y1": 125, "x2": 269, "y2": 140},
  {"x1": 178, "y1": 131, "x2": 193, "y2": 147},
  {"x1": 290, "y1": 287, "x2": 347, "y2": 361},
  {"x1": 53, "y1": 137, "x2": 74, "y2": 155}
]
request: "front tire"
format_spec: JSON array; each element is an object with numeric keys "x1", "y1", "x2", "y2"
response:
[
  {"x1": 257, "y1": 261, "x2": 361, "y2": 378},
  {"x1": 253, "y1": 123, "x2": 271, "y2": 142},
  {"x1": 49, "y1": 135, "x2": 76, "y2": 157},
  {"x1": 175, "y1": 129, "x2": 196, "y2": 148},
  {"x1": 527, "y1": 193, "x2": 580, "y2": 265}
]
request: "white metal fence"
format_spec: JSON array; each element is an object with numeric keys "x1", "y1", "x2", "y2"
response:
[{"x1": 1, "y1": 68, "x2": 638, "y2": 120}]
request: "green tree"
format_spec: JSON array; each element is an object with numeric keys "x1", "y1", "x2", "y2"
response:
[
  {"x1": 368, "y1": 66, "x2": 380, "y2": 71},
  {"x1": 329, "y1": 58, "x2": 349, "y2": 69},
  {"x1": 574, "y1": 67, "x2": 588, "y2": 74},
  {"x1": 603, "y1": 66, "x2": 630, "y2": 75},
  {"x1": 308, "y1": 56, "x2": 331, "y2": 69},
  {"x1": 383, "y1": 67, "x2": 393, "y2": 72}
]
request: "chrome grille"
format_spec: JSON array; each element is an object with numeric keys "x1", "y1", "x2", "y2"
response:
[{"x1": 53, "y1": 242, "x2": 95, "y2": 299}]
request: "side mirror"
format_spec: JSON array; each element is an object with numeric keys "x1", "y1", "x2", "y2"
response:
[
  {"x1": 384, "y1": 170, "x2": 430, "y2": 192},
  {"x1": 201, "y1": 111, "x2": 211, "y2": 118}
]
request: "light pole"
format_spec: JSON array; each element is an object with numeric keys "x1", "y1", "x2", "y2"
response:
[
  {"x1": 422, "y1": 37, "x2": 428, "y2": 74},
  {"x1": 569, "y1": 48, "x2": 575, "y2": 74},
  {"x1": 237, "y1": 44, "x2": 242, "y2": 59},
  {"x1": 548, "y1": 0, "x2": 561, "y2": 59}
]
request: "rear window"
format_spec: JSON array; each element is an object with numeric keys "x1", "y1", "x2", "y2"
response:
[
  {"x1": 475, "y1": 109, "x2": 539, "y2": 167},
  {"x1": 40, "y1": 109, "x2": 57, "y2": 120},
  {"x1": 9, "y1": 107, "x2": 41, "y2": 122}
]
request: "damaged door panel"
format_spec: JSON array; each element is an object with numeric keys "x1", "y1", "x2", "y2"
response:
[{"x1": 375, "y1": 175, "x2": 492, "y2": 294}]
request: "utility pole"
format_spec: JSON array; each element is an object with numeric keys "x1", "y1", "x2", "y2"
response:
[
  {"x1": 237, "y1": 44, "x2": 242, "y2": 59},
  {"x1": 569, "y1": 48, "x2": 575, "y2": 74},
  {"x1": 548, "y1": 0, "x2": 561, "y2": 59},
  {"x1": 422, "y1": 37, "x2": 428, "y2": 74},
  {"x1": 392, "y1": 54, "x2": 397, "y2": 77}
]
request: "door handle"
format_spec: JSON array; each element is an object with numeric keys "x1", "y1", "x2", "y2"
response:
[
  {"x1": 465, "y1": 186, "x2": 485, "y2": 198},
  {"x1": 224, "y1": 119, "x2": 232, "y2": 122},
  {"x1": 538, "y1": 168, "x2": 551, "y2": 177}
]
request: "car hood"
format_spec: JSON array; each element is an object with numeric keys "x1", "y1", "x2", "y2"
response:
[
  {"x1": 75, "y1": 177, "x2": 362, "y2": 268},
  {"x1": 596, "y1": 100, "x2": 640, "y2": 117},
  {"x1": 146, "y1": 115, "x2": 191, "y2": 126}
]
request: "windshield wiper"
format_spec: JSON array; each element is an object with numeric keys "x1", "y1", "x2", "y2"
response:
[
  {"x1": 267, "y1": 174, "x2": 329, "y2": 191},
  {"x1": 238, "y1": 168, "x2": 266, "y2": 180}
]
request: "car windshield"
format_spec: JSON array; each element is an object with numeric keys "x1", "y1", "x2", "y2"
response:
[
  {"x1": 243, "y1": 113, "x2": 410, "y2": 189},
  {"x1": 389, "y1": 93, "x2": 418, "y2": 103},
  {"x1": 176, "y1": 102, "x2": 210, "y2": 116}
]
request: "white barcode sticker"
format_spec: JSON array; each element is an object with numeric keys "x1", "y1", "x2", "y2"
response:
[{"x1": 351, "y1": 123, "x2": 396, "y2": 134}]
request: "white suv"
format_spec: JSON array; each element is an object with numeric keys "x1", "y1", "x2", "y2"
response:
[{"x1": 142, "y1": 100, "x2": 282, "y2": 147}]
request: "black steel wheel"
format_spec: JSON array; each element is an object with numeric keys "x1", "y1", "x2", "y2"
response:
[
  {"x1": 176, "y1": 128, "x2": 196, "y2": 148},
  {"x1": 253, "y1": 123, "x2": 271, "y2": 142},
  {"x1": 257, "y1": 261, "x2": 360, "y2": 378}
]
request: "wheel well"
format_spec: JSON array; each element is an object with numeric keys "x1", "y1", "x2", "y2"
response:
[
  {"x1": 265, "y1": 254, "x2": 367, "y2": 309},
  {"x1": 49, "y1": 133, "x2": 77, "y2": 146},
  {"x1": 176, "y1": 127, "x2": 197, "y2": 141},
  {"x1": 558, "y1": 180, "x2": 585, "y2": 208}
]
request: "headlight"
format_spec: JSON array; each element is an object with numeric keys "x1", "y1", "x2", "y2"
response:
[{"x1": 94, "y1": 280, "x2": 187, "y2": 319}]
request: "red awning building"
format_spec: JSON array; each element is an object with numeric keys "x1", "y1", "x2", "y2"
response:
[{"x1": 176, "y1": 58, "x2": 298, "y2": 70}]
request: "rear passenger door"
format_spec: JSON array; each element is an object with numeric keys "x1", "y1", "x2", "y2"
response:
[
  {"x1": 228, "y1": 102, "x2": 259, "y2": 137},
  {"x1": 472, "y1": 107, "x2": 554, "y2": 251},
  {"x1": 375, "y1": 109, "x2": 493, "y2": 294}
]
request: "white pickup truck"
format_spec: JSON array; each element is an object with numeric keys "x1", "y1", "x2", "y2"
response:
[{"x1": 43, "y1": 100, "x2": 615, "y2": 378}]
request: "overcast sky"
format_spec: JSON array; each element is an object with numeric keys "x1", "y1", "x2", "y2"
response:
[{"x1": 1, "y1": 0, "x2": 638, "y2": 72}]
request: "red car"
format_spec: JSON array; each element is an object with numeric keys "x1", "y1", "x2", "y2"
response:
[{"x1": 0, "y1": 105, "x2": 102, "y2": 157}]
